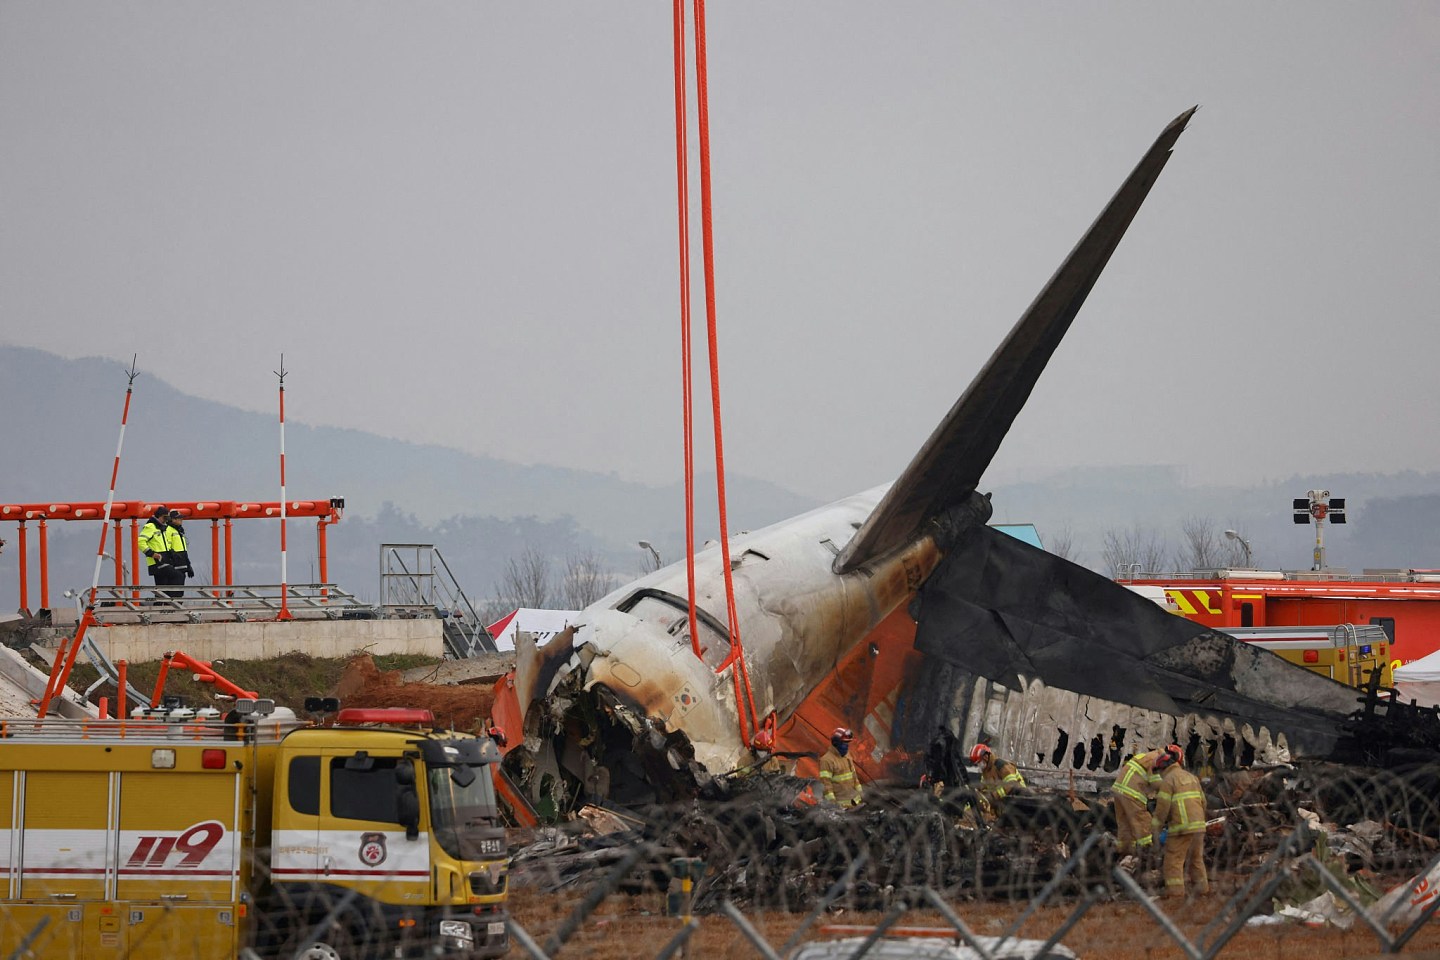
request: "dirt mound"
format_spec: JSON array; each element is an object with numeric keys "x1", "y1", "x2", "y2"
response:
[{"x1": 332, "y1": 655, "x2": 497, "y2": 732}]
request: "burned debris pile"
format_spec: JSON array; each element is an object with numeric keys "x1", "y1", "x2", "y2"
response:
[{"x1": 507, "y1": 761, "x2": 1440, "y2": 916}]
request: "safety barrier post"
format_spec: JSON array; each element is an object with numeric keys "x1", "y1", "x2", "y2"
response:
[
  {"x1": 37, "y1": 517, "x2": 49, "y2": 612},
  {"x1": 17, "y1": 520, "x2": 27, "y2": 613},
  {"x1": 129, "y1": 518, "x2": 141, "y2": 599},
  {"x1": 111, "y1": 521, "x2": 124, "y2": 585}
]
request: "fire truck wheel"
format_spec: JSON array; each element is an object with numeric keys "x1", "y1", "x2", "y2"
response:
[{"x1": 295, "y1": 925, "x2": 358, "y2": 960}]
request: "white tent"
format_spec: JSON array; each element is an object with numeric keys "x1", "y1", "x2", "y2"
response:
[
  {"x1": 484, "y1": 608, "x2": 580, "y2": 653},
  {"x1": 1392, "y1": 649, "x2": 1440, "y2": 708}
]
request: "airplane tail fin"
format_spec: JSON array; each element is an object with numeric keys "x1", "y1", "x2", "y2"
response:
[{"x1": 835, "y1": 108, "x2": 1196, "y2": 574}]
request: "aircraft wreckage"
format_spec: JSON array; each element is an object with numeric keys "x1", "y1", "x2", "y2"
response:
[{"x1": 492, "y1": 108, "x2": 1440, "y2": 814}]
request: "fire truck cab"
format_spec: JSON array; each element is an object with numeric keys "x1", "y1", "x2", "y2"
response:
[{"x1": 0, "y1": 704, "x2": 509, "y2": 959}]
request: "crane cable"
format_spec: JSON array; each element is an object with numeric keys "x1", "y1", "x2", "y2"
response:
[
  {"x1": 671, "y1": 0, "x2": 701, "y2": 665},
  {"x1": 672, "y1": 0, "x2": 763, "y2": 746}
]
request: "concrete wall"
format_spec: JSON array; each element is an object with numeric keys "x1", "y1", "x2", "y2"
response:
[
  {"x1": 84, "y1": 618, "x2": 443, "y2": 664},
  {"x1": 0, "y1": 645, "x2": 98, "y2": 718}
]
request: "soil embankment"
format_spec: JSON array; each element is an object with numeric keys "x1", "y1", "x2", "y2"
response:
[{"x1": 58, "y1": 651, "x2": 506, "y2": 728}]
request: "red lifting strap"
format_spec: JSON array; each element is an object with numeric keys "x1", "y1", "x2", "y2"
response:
[{"x1": 672, "y1": 0, "x2": 761, "y2": 746}]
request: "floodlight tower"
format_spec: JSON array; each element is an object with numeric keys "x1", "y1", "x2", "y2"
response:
[{"x1": 1293, "y1": 489, "x2": 1346, "y2": 571}]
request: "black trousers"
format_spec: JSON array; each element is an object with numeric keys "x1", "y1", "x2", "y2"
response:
[{"x1": 156, "y1": 566, "x2": 186, "y2": 599}]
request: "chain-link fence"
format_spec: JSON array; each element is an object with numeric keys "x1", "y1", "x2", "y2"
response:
[
  {"x1": 4, "y1": 762, "x2": 1440, "y2": 958},
  {"x1": 503, "y1": 762, "x2": 1440, "y2": 959}
]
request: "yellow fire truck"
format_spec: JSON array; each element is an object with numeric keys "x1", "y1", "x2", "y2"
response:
[{"x1": 0, "y1": 701, "x2": 510, "y2": 959}]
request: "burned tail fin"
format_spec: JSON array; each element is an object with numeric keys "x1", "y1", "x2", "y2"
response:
[{"x1": 836, "y1": 108, "x2": 1196, "y2": 574}]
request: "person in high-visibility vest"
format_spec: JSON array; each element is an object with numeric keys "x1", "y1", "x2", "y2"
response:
[
  {"x1": 970, "y1": 743, "x2": 1027, "y2": 815},
  {"x1": 159, "y1": 509, "x2": 194, "y2": 599},
  {"x1": 818, "y1": 727, "x2": 863, "y2": 806},
  {"x1": 138, "y1": 506, "x2": 170, "y2": 589},
  {"x1": 1151, "y1": 743, "x2": 1209, "y2": 898},
  {"x1": 1111, "y1": 748, "x2": 1164, "y2": 865}
]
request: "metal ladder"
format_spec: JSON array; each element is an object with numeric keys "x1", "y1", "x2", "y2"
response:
[{"x1": 379, "y1": 544, "x2": 496, "y2": 657}]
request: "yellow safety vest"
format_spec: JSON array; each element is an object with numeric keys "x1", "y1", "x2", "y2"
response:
[
  {"x1": 139, "y1": 520, "x2": 167, "y2": 566},
  {"x1": 1154, "y1": 766, "x2": 1206, "y2": 836},
  {"x1": 162, "y1": 525, "x2": 189, "y2": 556}
]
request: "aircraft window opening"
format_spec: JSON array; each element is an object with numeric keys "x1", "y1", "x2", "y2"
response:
[
  {"x1": 1050, "y1": 729, "x2": 1070, "y2": 767},
  {"x1": 1184, "y1": 733, "x2": 1203, "y2": 770},
  {"x1": 617, "y1": 588, "x2": 732, "y2": 671},
  {"x1": 1103, "y1": 726, "x2": 1127, "y2": 771},
  {"x1": 1220, "y1": 734, "x2": 1238, "y2": 768}
]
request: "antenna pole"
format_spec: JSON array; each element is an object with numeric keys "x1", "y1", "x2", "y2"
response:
[
  {"x1": 39, "y1": 357, "x2": 139, "y2": 717},
  {"x1": 275, "y1": 356, "x2": 292, "y2": 620}
]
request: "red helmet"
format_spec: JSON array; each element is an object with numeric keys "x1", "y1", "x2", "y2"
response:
[
  {"x1": 1156, "y1": 743, "x2": 1183, "y2": 769},
  {"x1": 753, "y1": 728, "x2": 775, "y2": 751},
  {"x1": 487, "y1": 725, "x2": 508, "y2": 748},
  {"x1": 968, "y1": 743, "x2": 993, "y2": 764},
  {"x1": 831, "y1": 727, "x2": 854, "y2": 745}
]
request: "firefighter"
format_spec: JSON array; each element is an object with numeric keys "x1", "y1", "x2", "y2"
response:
[
  {"x1": 1151, "y1": 743, "x2": 1209, "y2": 898},
  {"x1": 159, "y1": 509, "x2": 194, "y2": 598},
  {"x1": 751, "y1": 728, "x2": 788, "y2": 775},
  {"x1": 970, "y1": 743, "x2": 1027, "y2": 813},
  {"x1": 138, "y1": 506, "x2": 170, "y2": 589},
  {"x1": 1111, "y1": 747, "x2": 1164, "y2": 867},
  {"x1": 819, "y1": 727, "x2": 863, "y2": 806}
]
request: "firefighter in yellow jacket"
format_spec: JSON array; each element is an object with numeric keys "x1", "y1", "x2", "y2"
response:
[
  {"x1": 819, "y1": 727, "x2": 863, "y2": 806},
  {"x1": 1151, "y1": 743, "x2": 1209, "y2": 898},
  {"x1": 1111, "y1": 748, "x2": 1164, "y2": 862},
  {"x1": 969, "y1": 743, "x2": 1027, "y2": 814}
]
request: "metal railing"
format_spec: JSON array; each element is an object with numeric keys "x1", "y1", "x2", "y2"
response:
[
  {"x1": 379, "y1": 543, "x2": 494, "y2": 657},
  {"x1": 82, "y1": 583, "x2": 374, "y2": 625}
]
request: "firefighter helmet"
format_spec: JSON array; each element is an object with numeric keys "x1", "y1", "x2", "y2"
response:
[
  {"x1": 754, "y1": 728, "x2": 775, "y2": 751},
  {"x1": 1156, "y1": 743, "x2": 1183, "y2": 770},
  {"x1": 830, "y1": 727, "x2": 854, "y2": 745},
  {"x1": 968, "y1": 743, "x2": 993, "y2": 765}
]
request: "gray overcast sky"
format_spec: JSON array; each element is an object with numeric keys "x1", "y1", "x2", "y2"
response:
[{"x1": 3, "y1": 3, "x2": 1437, "y2": 504}]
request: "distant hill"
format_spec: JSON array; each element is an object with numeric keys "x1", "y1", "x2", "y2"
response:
[
  {"x1": 3, "y1": 346, "x2": 1439, "y2": 614},
  {"x1": 0, "y1": 346, "x2": 818, "y2": 610}
]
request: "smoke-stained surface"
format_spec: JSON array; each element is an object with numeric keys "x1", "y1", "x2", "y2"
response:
[{"x1": 910, "y1": 525, "x2": 1366, "y2": 760}]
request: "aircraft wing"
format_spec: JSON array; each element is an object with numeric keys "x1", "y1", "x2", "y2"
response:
[{"x1": 835, "y1": 108, "x2": 1196, "y2": 575}]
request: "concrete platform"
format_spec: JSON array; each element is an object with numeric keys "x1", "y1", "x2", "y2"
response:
[{"x1": 34, "y1": 617, "x2": 443, "y2": 664}]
